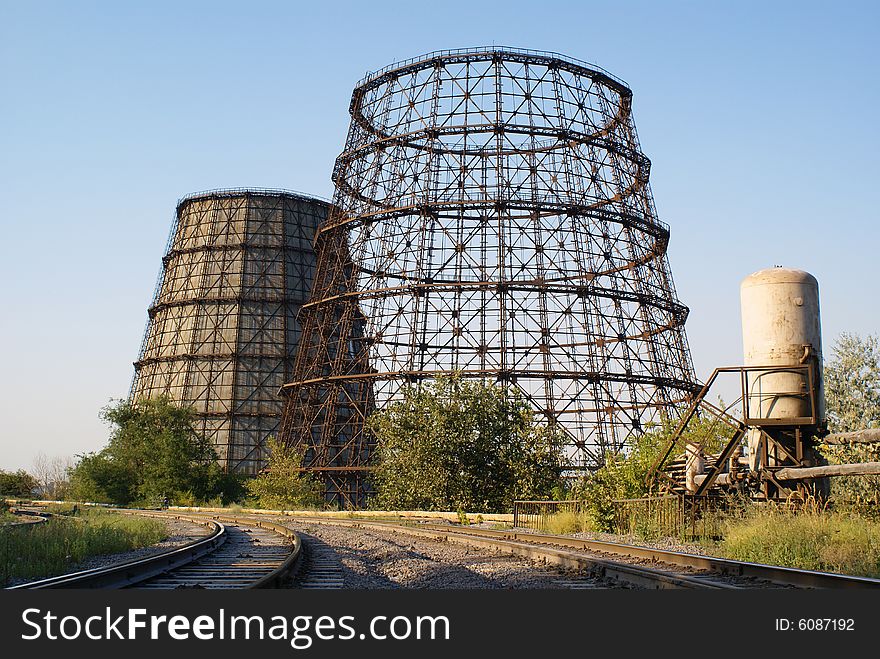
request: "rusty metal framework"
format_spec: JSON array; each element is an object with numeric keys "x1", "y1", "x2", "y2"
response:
[
  {"x1": 280, "y1": 47, "x2": 698, "y2": 507},
  {"x1": 131, "y1": 189, "x2": 328, "y2": 474},
  {"x1": 648, "y1": 363, "x2": 826, "y2": 500}
]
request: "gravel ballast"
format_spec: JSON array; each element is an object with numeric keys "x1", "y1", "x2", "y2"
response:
[{"x1": 278, "y1": 519, "x2": 612, "y2": 589}]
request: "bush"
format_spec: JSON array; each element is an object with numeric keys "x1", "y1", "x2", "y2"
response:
[
  {"x1": 368, "y1": 376, "x2": 565, "y2": 513},
  {"x1": 572, "y1": 413, "x2": 733, "y2": 532},
  {"x1": 0, "y1": 469, "x2": 38, "y2": 498},
  {"x1": 245, "y1": 437, "x2": 324, "y2": 510},
  {"x1": 0, "y1": 500, "x2": 14, "y2": 523}
]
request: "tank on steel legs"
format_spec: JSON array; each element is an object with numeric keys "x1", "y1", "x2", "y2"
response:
[
  {"x1": 131, "y1": 189, "x2": 329, "y2": 474},
  {"x1": 740, "y1": 266, "x2": 827, "y2": 498},
  {"x1": 280, "y1": 47, "x2": 699, "y2": 507}
]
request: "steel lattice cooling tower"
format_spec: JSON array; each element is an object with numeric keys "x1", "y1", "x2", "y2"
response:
[
  {"x1": 132, "y1": 189, "x2": 329, "y2": 474},
  {"x1": 280, "y1": 48, "x2": 699, "y2": 506}
]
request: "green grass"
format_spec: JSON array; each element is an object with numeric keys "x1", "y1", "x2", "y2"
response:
[
  {"x1": 0, "y1": 501, "x2": 15, "y2": 523},
  {"x1": 0, "y1": 509, "x2": 167, "y2": 586},
  {"x1": 543, "y1": 510, "x2": 589, "y2": 535},
  {"x1": 715, "y1": 508, "x2": 880, "y2": 577}
]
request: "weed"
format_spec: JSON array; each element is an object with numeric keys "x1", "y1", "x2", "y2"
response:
[
  {"x1": 717, "y1": 507, "x2": 880, "y2": 577},
  {"x1": 544, "y1": 510, "x2": 588, "y2": 535},
  {"x1": 0, "y1": 511, "x2": 167, "y2": 586}
]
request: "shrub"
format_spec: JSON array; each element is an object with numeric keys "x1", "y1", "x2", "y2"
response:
[
  {"x1": 368, "y1": 376, "x2": 565, "y2": 513},
  {"x1": 245, "y1": 437, "x2": 324, "y2": 510},
  {"x1": 0, "y1": 469, "x2": 37, "y2": 498},
  {"x1": 572, "y1": 413, "x2": 733, "y2": 532}
]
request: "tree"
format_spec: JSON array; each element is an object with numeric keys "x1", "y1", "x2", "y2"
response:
[
  {"x1": 31, "y1": 453, "x2": 74, "y2": 500},
  {"x1": 245, "y1": 437, "x2": 323, "y2": 510},
  {"x1": 67, "y1": 451, "x2": 137, "y2": 504},
  {"x1": 0, "y1": 469, "x2": 38, "y2": 498},
  {"x1": 367, "y1": 377, "x2": 565, "y2": 513},
  {"x1": 824, "y1": 333, "x2": 880, "y2": 433},
  {"x1": 821, "y1": 333, "x2": 880, "y2": 510},
  {"x1": 67, "y1": 397, "x2": 232, "y2": 506}
]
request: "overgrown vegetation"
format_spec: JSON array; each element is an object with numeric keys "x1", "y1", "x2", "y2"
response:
[
  {"x1": 0, "y1": 500, "x2": 16, "y2": 523},
  {"x1": 368, "y1": 376, "x2": 565, "y2": 512},
  {"x1": 245, "y1": 437, "x2": 323, "y2": 510},
  {"x1": 543, "y1": 510, "x2": 589, "y2": 535},
  {"x1": 820, "y1": 333, "x2": 880, "y2": 513},
  {"x1": 66, "y1": 397, "x2": 245, "y2": 507},
  {"x1": 717, "y1": 506, "x2": 880, "y2": 577},
  {"x1": 570, "y1": 413, "x2": 732, "y2": 532},
  {"x1": 0, "y1": 469, "x2": 38, "y2": 498},
  {"x1": 536, "y1": 497, "x2": 880, "y2": 577},
  {"x1": 0, "y1": 508, "x2": 167, "y2": 586}
]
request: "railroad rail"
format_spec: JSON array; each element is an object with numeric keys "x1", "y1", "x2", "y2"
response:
[
  {"x1": 273, "y1": 517, "x2": 735, "y2": 589},
  {"x1": 11, "y1": 506, "x2": 880, "y2": 590},
  {"x1": 8, "y1": 511, "x2": 302, "y2": 590},
  {"x1": 274, "y1": 516, "x2": 880, "y2": 590},
  {"x1": 5, "y1": 508, "x2": 51, "y2": 527},
  {"x1": 173, "y1": 513, "x2": 736, "y2": 589}
]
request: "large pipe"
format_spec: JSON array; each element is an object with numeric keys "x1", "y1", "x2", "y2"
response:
[
  {"x1": 694, "y1": 473, "x2": 731, "y2": 487},
  {"x1": 823, "y1": 429, "x2": 880, "y2": 445},
  {"x1": 774, "y1": 462, "x2": 880, "y2": 480}
]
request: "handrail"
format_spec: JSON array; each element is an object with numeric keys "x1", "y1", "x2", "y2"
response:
[
  {"x1": 647, "y1": 363, "x2": 818, "y2": 487},
  {"x1": 355, "y1": 46, "x2": 629, "y2": 90},
  {"x1": 176, "y1": 187, "x2": 332, "y2": 209}
]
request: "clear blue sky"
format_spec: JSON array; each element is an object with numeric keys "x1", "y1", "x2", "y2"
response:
[{"x1": 1, "y1": 0, "x2": 877, "y2": 471}]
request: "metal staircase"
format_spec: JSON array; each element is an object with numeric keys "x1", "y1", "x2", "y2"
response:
[{"x1": 649, "y1": 363, "x2": 820, "y2": 499}]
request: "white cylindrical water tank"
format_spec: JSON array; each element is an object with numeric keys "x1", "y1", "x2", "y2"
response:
[{"x1": 740, "y1": 267, "x2": 824, "y2": 423}]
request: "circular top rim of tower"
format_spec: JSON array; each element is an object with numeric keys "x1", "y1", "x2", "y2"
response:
[
  {"x1": 740, "y1": 267, "x2": 818, "y2": 288},
  {"x1": 355, "y1": 46, "x2": 631, "y2": 96},
  {"x1": 176, "y1": 187, "x2": 332, "y2": 211}
]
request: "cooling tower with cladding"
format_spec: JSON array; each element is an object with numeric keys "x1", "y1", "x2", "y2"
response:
[{"x1": 131, "y1": 189, "x2": 328, "y2": 474}]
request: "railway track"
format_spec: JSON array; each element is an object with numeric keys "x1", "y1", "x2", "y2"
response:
[
  {"x1": 8, "y1": 512, "x2": 302, "y2": 590},
  {"x1": 271, "y1": 516, "x2": 880, "y2": 590},
  {"x1": 5, "y1": 508, "x2": 50, "y2": 527},
  {"x1": 419, "y1": 523, "x2": 880, "y2": 589},
  {"x1": 294, "y1": 534, "x2": 345, "y2": 589},
  {"x1": 11, "y1": 506, "x2": 880, "y2": 590},
  {"x1": 279, "y1": 517, "x2": 736, "y2": 589}
]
